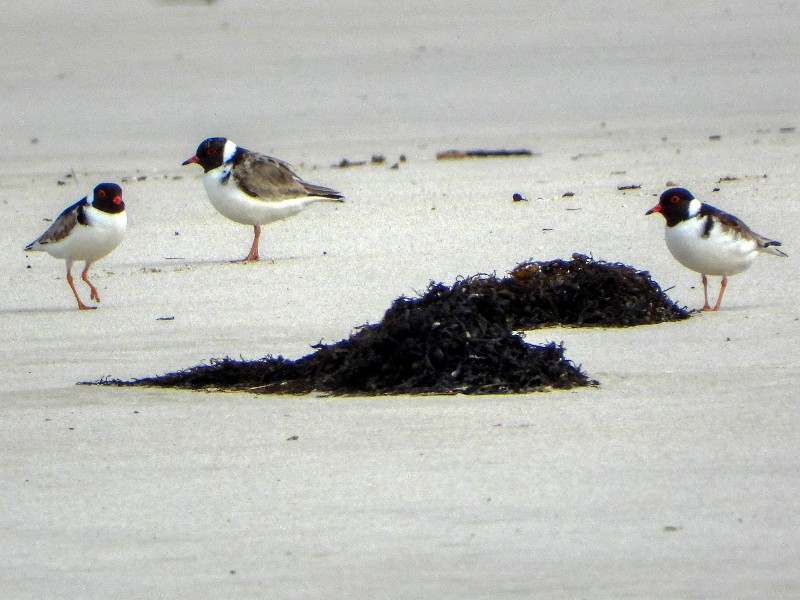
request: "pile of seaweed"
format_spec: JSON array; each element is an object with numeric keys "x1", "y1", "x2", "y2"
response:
[
  {"x1": 98, "y1": 255, "x2": 687, "y2": 396},
  {"x1": 491, "y1": 253, "x2": 688, "y2": 328}
]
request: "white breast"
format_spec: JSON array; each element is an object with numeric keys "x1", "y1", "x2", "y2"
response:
[
  {"x1": 32, "y1": 206, "x2": 128, "y2": 262},
  {"x1": 665, "y1": 216, "x2": 759, "y2": 276},
  {"x1": 38, "y1": 206, "x2": 126, "y2": 262},
  {"x1": 203, "y1": 166, "x2": 323, "y2": 226}
]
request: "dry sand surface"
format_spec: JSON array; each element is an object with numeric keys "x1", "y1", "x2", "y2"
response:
[{"x1": 2, "y1": 1, "x2": 799, "y2": 598}]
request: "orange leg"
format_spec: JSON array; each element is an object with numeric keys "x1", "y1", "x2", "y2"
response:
[
  {"x1": 81, "y1": 262, "x2": 100, "y2": 302},
  {"x1": 711, "y1": 276, "x2": 728, "y2": 312},
  {"x1": 701, "y1": 274, "x2": 712, "y2": 311},
  {"x1": 66, "y1": 262, "x2": 94, "y2": 310},
  {"x1": 232, "y1": 224, "x2": 261, "y2": 263}
]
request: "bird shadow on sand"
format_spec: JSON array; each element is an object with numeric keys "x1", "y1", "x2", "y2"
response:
[
  {"x1": 0, "y1": 305, "x2": 98, "y2": 315},
  {"x1": 119, "y1": 254, "x2": 316, "y2": 273}
]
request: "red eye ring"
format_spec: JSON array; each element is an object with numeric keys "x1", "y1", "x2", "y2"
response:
[
  {"x1": 670, "y1": 195, "x2": 680, "y2": 203},
  {"x1": 98, "y1": 189, "x2": 106, "y2": 198},
  {"x1": 208, "y1": 147, "x2": 217, "y2": 155}
]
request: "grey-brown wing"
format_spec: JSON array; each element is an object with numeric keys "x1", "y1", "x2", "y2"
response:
[
  {"x1": 704, "y1": 204, "x2": 785, "y2": 253},
  {"x1": 26, "y1": 198, "x2": 88, "y2": 248},
  {"x1": 234, "y1": 153, "x2": 342, "y2": 200},
  {"x1": 706, "y1": 205, "x2": 751, "y2": 235}
]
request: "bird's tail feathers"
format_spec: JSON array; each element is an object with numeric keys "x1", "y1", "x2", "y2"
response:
[
  {"x1": 304, "y1": 182, "x2": 344, "y2": 200},
  {"x1": 762, "y1": 240, "x2": 788, "y2": 257}
]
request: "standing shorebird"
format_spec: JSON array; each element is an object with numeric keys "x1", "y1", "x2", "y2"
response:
[
  {"x1": 182, "y1": 137, "x2": 344, "y2": 262},
  {"x1": 25, "y1": 182, "x2": 126, "y2": 310},
  {"x1": 646, "y1": 187, "x2": 786, "y2": 311}
]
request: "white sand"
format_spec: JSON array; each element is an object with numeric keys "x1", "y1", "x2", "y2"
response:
[{"x1": 2, "y1": 1, "x2": 799, "y2": 598}]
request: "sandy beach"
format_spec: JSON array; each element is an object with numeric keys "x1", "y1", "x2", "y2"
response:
[{"x1": 2, "y1": 1, "x2": 799, "y2": 598}]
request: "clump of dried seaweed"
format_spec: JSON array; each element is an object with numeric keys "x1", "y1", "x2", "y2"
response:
[
  {"x1": 102, "y1": 282, "x2": 591, "y2": 395},
  {"x1": 482, "y1": 253, "x2": 689, "y2": 329},
  {"x1": 96, "y1": 255, "x2": 686, "y2": 396}
]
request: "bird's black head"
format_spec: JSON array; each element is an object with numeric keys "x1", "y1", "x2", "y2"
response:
[
  {"x1": 182, "y1": 137, "x2": 229, "y2": 172},
  {"x1": 646, "y1": 187, "x2": 696, "y2": 227},
  {"x1": 92, "y1": 182, "x2": 124, "y2": 214}
]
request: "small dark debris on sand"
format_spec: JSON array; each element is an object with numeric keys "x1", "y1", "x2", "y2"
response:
[
  {"x1": 96, "y1": 256, "x2": 686, "y2": 396},
  {"x1": 334, "y1": 158, "x2": 367, "y2": 168},
  {"x1": 617, "y1": 184, "x2": 641, "y2": 191},
  {"x1": 334, "y1": 155, "x2": 395, "y2": 168},
  {"x1": 716, "y1": 175, "x2": 740, "y2": 183},
  {"x1": 437, "y1": 149, "x2": 536, "y2": 160}
]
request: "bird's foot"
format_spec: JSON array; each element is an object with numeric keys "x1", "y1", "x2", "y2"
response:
[
  {"x1": 231, "y1": 247, "x2": 260, "y2": 263},
  {"x1": 230, "y1": 255, "x2": 260, "y2": 263}
]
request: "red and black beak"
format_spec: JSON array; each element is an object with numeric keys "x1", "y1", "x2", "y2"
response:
[
  {"x1": 645, "y1": 204, "x2": 662, "y2": 216},
  {"x1": 182, "y1": 155, "x2": 200, "y2": 166}
]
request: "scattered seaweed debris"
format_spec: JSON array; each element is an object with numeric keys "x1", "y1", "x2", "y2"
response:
[
  {"x1": 334, "y1": 155, "x2": 394, "y2": 168},
  {"x1": 335, "y1": 157, "x2": 367, "y2": 168},
  {"x1": 436, "y1": 149, "x2": 536, "y2": 160},
  {"x1": 716, "y1": 175, "x2": 740, "y2": 183},
  {"x1": 716, "y1": 174, "x2": 767, "y2": 183},
  {"x1": 96, "y1": 256, "x2": 686, "y2": 396}
]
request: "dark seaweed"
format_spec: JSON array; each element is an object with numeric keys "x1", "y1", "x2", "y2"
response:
[{"x1": 96, "y1": 256, "x2": 687, "y2": 396}]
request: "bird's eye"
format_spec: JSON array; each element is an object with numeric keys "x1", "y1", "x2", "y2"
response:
[
  {"x1": 208, "y1": 147, "x2": 217, "y2": 155},
  {"x1": 670, "y1": 195, "x2": 680, "y2": 203},
  {"x1": 98, "y1": 189, "x2": 106, "y2": 198}
]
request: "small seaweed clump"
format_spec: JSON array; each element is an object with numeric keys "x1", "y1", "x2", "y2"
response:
[
  {"x1": 99, "y1": 255, "x2": 686, "y2": 396},
  {"x1": 486, "y1": 253, "x2": 689, "y2": 329}
]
